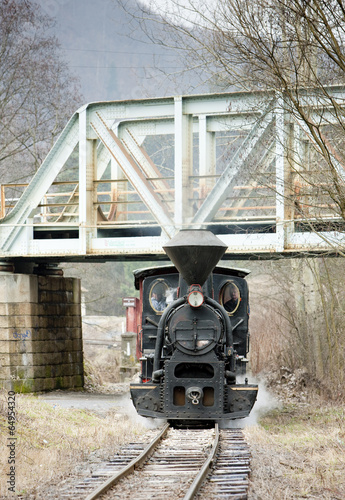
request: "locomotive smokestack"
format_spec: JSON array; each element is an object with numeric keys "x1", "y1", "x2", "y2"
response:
[{"x1": 163, "y1": 229, "x2": 227, "y2": 286}]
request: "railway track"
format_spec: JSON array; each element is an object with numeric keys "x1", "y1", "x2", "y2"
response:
[
  {"x1": 196, "y1": 429, "x2": 251, "y2": 499},
  {"x1": 57, "y1": 424, "x2": 251, "y2": 499}
]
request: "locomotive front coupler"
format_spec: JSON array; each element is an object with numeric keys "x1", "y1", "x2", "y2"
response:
[{"x1": 186, "y1": 387, "x2": 203, "y2": 405}]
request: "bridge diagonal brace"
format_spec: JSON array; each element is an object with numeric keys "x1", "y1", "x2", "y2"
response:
[
  {"x1": 0, "y1": 114, "x2": 80, "y2": 252},
  {"x1": 90, "y1": 112, "x2": 176, "y2": 238},
  {"x1": 120, "y1": 127, "x2": 174, "y2": 209},
  {"x1": 96, "y1": 143, "x2": 111, "y2": 180},
  {"x1": 192, "y1": 107, "x2": 275, "y2": 226}
]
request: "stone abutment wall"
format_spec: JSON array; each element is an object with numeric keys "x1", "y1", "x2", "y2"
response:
[{"x1": 0, "y1": 273, "x2": 84, "y2": 392}]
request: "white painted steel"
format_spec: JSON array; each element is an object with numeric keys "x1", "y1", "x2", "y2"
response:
[
  {"x1": 0, "y1": 115, "x2": 79, "y2": 252},
  {"x1": 174, "y1": 96, "x2": 193, "y2": 227},
  {"x1": 192, "y1": 104, "x2": 275, "y2": 227},
  {"x1": 1, "y1": 90, "x2": 345, "y2": 259},
  {"x1": 275, "y1": 99, "x2": 285, "y2": 252},
  {"x1": 90, "y1": 111, "x2": 176, "y2": 238}
]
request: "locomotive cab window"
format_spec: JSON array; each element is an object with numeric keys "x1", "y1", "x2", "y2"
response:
[
  {"x1": 220, "y1": 281, "x2": 241, "y2": 315},
  {"x1": 149, "y1": 279, "x2": 173, "y2": 313}
]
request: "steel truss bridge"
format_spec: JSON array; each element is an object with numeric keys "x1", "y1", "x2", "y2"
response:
[{"x1": 1, "y1": 89, "x2": 345, "y2": 262}]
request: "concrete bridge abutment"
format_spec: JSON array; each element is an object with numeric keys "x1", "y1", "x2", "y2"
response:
[{"x1": 0, "y1": 268, "x2": 84, "y2": 392}]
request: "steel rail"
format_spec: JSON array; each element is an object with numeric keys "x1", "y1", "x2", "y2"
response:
[
  {"x1": 182, "y1": 423, "x2": 220, "y2": 500},
  {"x1": 84, "y1": 422, "x2": 170, "y2": 500}
]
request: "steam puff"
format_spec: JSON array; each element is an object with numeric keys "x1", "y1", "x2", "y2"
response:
[
  {"x1": 119, "y1": 392, "x2": 167, "y2": 429},
  {"x1": 221, "y1": 376, "x2": 280, "y2": 429}
]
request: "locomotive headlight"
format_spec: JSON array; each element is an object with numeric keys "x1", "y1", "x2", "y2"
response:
[{"x1": 187, "y1": 285, "x2": 204, "y2": 308}]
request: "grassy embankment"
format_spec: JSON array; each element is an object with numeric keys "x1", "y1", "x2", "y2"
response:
[
  {"x1": 245, "y1": 402, "x2": 345, "y2": 499},
  {"x1": 0, "y1": 390, "x2": 146, "y2": 497}
]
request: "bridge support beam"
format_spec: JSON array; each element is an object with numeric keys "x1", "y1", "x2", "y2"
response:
[{"x1": 0, "y1": 270, "x2": 84, "y2": 392}]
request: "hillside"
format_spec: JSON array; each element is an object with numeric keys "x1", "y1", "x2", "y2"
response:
[{"x1": 35, "y1": 0, "x2": 190, "y2": 103}]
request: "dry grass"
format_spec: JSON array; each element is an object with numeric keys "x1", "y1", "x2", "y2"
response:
[
  {"x1": 86, "y1": 347, "x2": 121, "y2": 384},
  {"x1": 83, "y1": 316, "x2": 123, "y2": 385},
  {"x1": 0, "y1": 389, "x2": 146, "y2": 497},
  {"x1": 1, "y1": 384, "x2": 344, "y2": 499},
  {"x1": 245, "y1": 403, "x2": 345, "y2": 499}
]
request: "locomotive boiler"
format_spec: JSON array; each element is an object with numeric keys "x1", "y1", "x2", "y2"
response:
[{"x1": 130, "y1": 230, "x2": 258, "y2": 425}]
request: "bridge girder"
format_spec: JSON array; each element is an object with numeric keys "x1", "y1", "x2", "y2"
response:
[{"x1": 1, "y1": 89, "x2": 345, "y2": 260}]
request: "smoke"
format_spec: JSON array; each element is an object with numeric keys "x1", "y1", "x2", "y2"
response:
[
  {"x1": 220, "y1": 376, "x2": 280, "y2": 429},
  {"x1": 117, "y1": 392, "x2": 168, "y2": 429},
  {"x1": 244, "y1": 380, "x2": 279, "y2": 427}
]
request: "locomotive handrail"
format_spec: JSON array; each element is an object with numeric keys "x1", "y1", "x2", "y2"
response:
[
  {"x1": 153, "y1": 297, "x2": 186, "y2": 374},
  {"x1": 205, "y1": 296, "x2": 233, "y2": 353},
  {"x1": 145, "y1": 316, "x2": 159, "y2": 327},
  {"x1": 231, "y1": 318, "x2": 244, "y2": 331}
]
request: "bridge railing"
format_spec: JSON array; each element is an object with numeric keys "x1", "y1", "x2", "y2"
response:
[
  {"x1": 1, "y1": 179, "x2": 283, "y2": 227},
  {"x1": 1, "y1": 176, "x2": 340, "y2": 229},
  {"x1": 0, "y1": 181, "x2": 79, "y2": 222},
  {"x1": 0, "y1": 183, "x2": 28, "y2": 219}
]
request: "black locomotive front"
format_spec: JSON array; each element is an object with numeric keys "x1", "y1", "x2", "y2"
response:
[{"x1": 130, "y1": 230, "x2": 258, "y2": 424}]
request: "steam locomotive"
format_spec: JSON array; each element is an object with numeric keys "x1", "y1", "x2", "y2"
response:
[{"x1": 130, "y1": 230, "x2": 258, "y2": 425}]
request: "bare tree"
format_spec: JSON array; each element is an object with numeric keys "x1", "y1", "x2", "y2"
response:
[
  {"x1": 123, "y1": 0, "x2": 345, "y2": 228},
  {"x1": 0, "y1": 0, "x2": 82, "y2": 185},
  {"x1": 122, "y1": 0, "x2": 345, "y2": 394}
]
